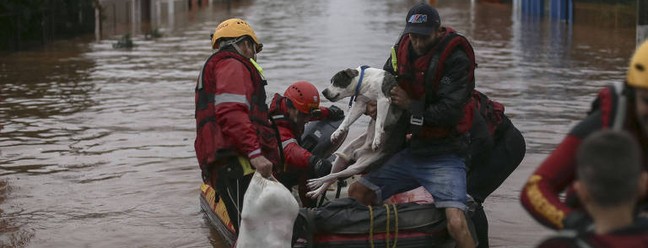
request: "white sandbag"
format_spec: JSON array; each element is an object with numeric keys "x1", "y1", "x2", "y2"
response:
[{"x1": 236, "y1": 172, "x2": 299, "y2": 248}]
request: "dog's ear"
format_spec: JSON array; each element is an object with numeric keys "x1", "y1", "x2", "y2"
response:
[{"x1": 344, "y1": 68, "x2": 359, "y2": 78}]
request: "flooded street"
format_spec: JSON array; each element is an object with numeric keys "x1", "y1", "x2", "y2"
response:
[{"x1": 0, "y1": 0, "x2": 638, "y2": 247}]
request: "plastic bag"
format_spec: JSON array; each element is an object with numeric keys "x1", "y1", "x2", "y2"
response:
[{"x1": 237, "y1": 172, "x2": 299, "y2": 248}]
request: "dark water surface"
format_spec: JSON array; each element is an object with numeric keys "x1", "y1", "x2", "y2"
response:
[{"x1": 0, "y1": 0, "x2": 637, "y2": 247}]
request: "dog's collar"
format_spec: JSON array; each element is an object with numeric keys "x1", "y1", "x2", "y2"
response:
[{"x1": 348, "y1": 65, "x2": 370, "y2": 109}]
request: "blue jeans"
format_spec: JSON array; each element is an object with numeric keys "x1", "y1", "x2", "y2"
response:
[{"x1": 357, "y1": 148, "x2": 468, "y2": 210}]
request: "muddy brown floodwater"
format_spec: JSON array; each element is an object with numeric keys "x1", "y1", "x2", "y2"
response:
[{"x1": 0, "y1": 0, "x2": 637, "y2": 247}]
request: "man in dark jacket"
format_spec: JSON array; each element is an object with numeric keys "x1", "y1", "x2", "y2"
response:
[{"x1": 348, "y1": 3, "x2": 476, "y2": 247}]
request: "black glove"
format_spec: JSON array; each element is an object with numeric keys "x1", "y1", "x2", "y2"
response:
[
  {"x1": 562, "y1": 210, "x2": 593, "y2": 233},
  {"x1": 308, "y1": 155, "x2": 332, "y2": 178},
  {"x1": 326, "y1": 105, "x2": 345, "y2": 121}
]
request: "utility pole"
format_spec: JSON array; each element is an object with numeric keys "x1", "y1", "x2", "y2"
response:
[
  {"x1": 639, "y1": 0, "x2": 648, "y2": 44},
  {"x1": 93, "y1": 0, "x2": 102, "y2": 41},
  {"x1": 142, "y1": 0, "x2": 151, "y2": 22},
  {"x1": 141, "y1": 0, "x2": 151, "y2": 35}
]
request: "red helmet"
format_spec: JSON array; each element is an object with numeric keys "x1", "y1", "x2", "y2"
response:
[{"x1": 284, "y1": 81, "x2": 320, "y2": 114}]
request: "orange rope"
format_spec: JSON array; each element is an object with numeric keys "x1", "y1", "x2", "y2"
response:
[
  {"x1": 392, "y1": 204, "x2": 398, "y2": 248},
  {"x1": 384, "y1": 204, "x2": 390, "y2": 247}
]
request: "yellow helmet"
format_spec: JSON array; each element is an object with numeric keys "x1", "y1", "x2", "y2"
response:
[
  {"x1": 211, "y1": 18, "x2": 262, "y2": 50},
  {"x1": 626, "y1": 40, "x2": 648, "y2": 89}
]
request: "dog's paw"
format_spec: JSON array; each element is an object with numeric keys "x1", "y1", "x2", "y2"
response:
[
  {"x1": 306, "y1": 186, "x2": 327, "y2": 199},
  {"x1": 307, "y1": 178, "x2": 324, "y2": 190},
  {"x1": 372, "y1": 138, "x2": 383, "y2": 151},
  {"x1": 305, "y1": 190, "x2": 319, "y2": 199},
  {"x1": 330, "y1": 128, "x2": 348, "y2": 143}
]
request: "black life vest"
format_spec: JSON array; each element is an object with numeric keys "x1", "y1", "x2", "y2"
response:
[
  {"x1": 471, "y1": 90, "x2": 506, "y2": 137},
  {"x1": 541, "y1": 217, "x2": 648, "y2": 248}
]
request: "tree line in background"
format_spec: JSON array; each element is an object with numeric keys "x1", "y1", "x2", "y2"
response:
[{"x1": 0, "y1": 0, "x2": 95, "y2": 52}]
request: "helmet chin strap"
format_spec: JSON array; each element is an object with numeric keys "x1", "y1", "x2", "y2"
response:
[
  {"x1": 232, "y1": 43, "x2": 245, "y2": 57},
  {"x1": 613, "y1": 83, "x2": 628, "y2": 131},
  {"x1": 217, "y1": 36, "x2": 256, "y2": 60}
]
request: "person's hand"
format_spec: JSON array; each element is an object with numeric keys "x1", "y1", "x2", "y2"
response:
[
  {"x1": 327, "y1": 105, "x2": 345, "y2": 121},
  {"x1": 390, "y1": 86, "x2": 411, "y2": 109},
  {"x1": 250, "y1": 156, "x2": 273, "y2": 178},
  {"x1": 364, "y1": 100, "x2": 377, "y2": 120}
]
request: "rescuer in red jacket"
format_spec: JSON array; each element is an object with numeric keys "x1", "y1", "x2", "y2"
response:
[
  {"x1": 536, "y1": 130, "x2": 648, "y2": 248},
  {"x1": 194, "y1": 18, "x2": 278, "y2": 231},
  {"x1": 520, "y1": 41, "x2": 648, "y2": 231},
  {"x1": 269, "y1": 81, "x2": 344, "y2": 207}
]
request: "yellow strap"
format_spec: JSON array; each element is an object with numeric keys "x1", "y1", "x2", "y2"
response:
[
  {"x1": 369, "y1": 205, "x2": 374, "y2": 248},
  {"x1": 525, "y1": 175, "x2": 565, "y2": 228},
  {"x1": 384, "y1": 204, "x2": 390, "y2": 248},
  {"x1": 249, "y1": 58, "x2": 265, "y2": 78},
  {"x1": 390, "y1": 46, "x2": 398, "y2": 72},
  {"x1": 392, "y1": 204, "x2": 398, "y2": 248},
  {"x1": 238, "y1": 156, "x2": 255, "y2": 176}
]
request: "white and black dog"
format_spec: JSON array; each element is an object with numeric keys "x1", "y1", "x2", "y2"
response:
[{"x1": 306, "y1": 66, "x2": 405, "y2": 199}]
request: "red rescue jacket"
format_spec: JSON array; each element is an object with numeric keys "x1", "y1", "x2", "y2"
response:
[
  {"x1": 194, "y1": 51, "x2": 281, "y2": 175},
  {"x1": 268, "y1": 93, "x2": 331, "y2": 172}
]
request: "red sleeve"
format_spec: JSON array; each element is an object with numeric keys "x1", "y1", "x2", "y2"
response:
[
  {"x1": 277, "y1": 125, "x2": 312, "y2": 172},
  {"x1": 313, "y1": 106, "x2": 330, "y2": 121},
  {"x1": 520, "y1": 135, "x2": 582, "y2": 230},
  {"x1": 213, "y1": 59, "x2": 261, "y2": 158},
  {"x1": 536, "y1": 237, "x2": 577, "y2": 248}
]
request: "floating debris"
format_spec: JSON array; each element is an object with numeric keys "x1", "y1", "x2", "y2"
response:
[
  {"x1": 145, "y1": 28, "x2": 163, "y2": 40},
  {"x1": 112, "y1": 34, "x2": 134, "y2": 49}
]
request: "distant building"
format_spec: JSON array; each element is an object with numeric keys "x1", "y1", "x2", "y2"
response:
[{"x1": 0, "y1": 0, "x2": 95, "y2": 51}]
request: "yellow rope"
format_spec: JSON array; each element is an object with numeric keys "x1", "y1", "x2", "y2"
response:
[
  {"x1": 369, "y1": 205, "x2": 374, "y2": 248},
  {"x1": 392, "y1": 204, "x2": 398, "y2": 248},
  {"x1": 384, "y1": 204, "x2": 390, "y2": 248}
]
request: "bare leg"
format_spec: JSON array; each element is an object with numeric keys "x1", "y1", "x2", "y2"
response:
[
  {"x1": 445, "y1": 208, "x2": 476, "y2": 248},
  {"x1": 348, "y1": 181, "x2": 376, "y2": 206}
]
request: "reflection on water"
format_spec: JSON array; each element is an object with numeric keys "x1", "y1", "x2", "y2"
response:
[
  {"x1": 0, "y1": 179, "x2": 35, "y2": 247},
  {"x1": 0, "y1": 0, "x2": 637, "y2": 247}
]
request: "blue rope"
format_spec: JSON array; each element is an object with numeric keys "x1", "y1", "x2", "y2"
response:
[{"x1": 348, "y1": 65, "x2": 370, "y2": 109}]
